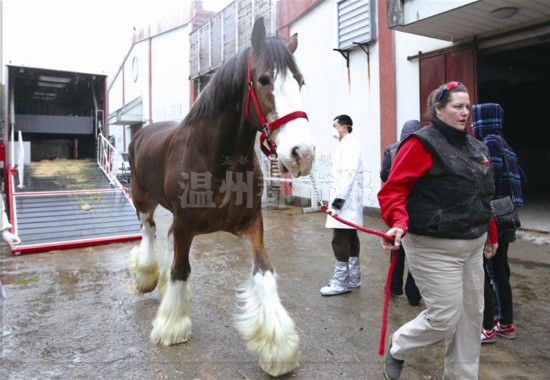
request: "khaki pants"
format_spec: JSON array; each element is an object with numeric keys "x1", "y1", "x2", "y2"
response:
[{"x1": 389, "y1": 233, "x2": 485, "y2": 380}]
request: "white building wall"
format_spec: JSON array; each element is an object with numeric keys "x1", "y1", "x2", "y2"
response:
[
  {"x1": 108, "y1": 24, "x2": 192, "y2": 153},
  {"x1": 150, "y1": 26, "x2": 190, "y2": 123},
  {"x1": 125, "y1": 42, "x2": 150, "y2": 122},
  {"x1": 106, "y1": 41, "x2": 149, "y2": 153},
  {"x1": 108, "y1": 74, "x2": 124, "y2": 117},
  {"x1": 289, "y1": 0, "x2": 381, "y2": 208}
]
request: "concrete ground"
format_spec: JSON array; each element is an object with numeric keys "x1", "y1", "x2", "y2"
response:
[{"x1": 1, "y1": 205, "x2": 549, "y2": 379}]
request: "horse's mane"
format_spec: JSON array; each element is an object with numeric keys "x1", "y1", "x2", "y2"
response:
[{"x1": 184, "y1": 37, "x2": 300, "y2": 126}]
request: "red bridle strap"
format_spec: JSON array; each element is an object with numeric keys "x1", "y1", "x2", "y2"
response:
[{"x1": 245, "y1": 57, "x2": 309, "y2": 158}]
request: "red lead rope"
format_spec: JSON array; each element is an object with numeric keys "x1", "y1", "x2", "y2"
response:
[
  {"x1": 320, "y1": 205, "x2": 397, "y2": 356},
  {"x1": 380, "y1": 250, "x2": 398, "y2": 355}
]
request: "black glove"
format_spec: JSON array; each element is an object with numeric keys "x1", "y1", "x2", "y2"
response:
[{"x1": 331, "y1": 198, "x2": 345, "y2": 210}]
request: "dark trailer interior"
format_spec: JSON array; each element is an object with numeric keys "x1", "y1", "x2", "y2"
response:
[
  {"x1": 6, "y1": 65, "x2": 106, "y2": 163},
  {"x1": 3, "y1": 66, "x2": 141, "y2": 255}
]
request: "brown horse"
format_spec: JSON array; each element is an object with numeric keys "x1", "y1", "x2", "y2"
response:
[{"x1": 128, "y1": 17, "x2": 315, "y2": 377}]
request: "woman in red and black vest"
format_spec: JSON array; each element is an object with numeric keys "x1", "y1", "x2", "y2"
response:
[{"x1": 378, "y1": 82, "x2": 498, "y2": 380}]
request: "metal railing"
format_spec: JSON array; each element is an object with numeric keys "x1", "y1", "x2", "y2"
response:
[{"x1": 96, "y1": 133, "x2": 129, "y2": 192}]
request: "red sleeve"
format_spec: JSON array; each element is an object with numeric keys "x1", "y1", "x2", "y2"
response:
[
  {"x1": 488, "y1": 217, "x2": 498, "y2": 244},
  {"x1": 377, "y1": 137, "x2": 433, "y2": 231}
]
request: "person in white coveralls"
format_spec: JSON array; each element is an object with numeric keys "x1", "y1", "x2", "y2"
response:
[{"x1": 321, "y1": 114, "x2": 364, "y2": 296}]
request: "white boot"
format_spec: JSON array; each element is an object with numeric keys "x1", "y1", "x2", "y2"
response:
[
  {"x1": 320, "y1": 261, "x2": 351, "y2": 296},
  {"x1": 349, "y1": 256, "x2": 361, "y2": 288}
]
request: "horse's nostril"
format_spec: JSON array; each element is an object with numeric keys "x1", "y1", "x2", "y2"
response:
[
  {"x1": 301, "y1": 147, "x2": 316, "y2": 164},
  {"x1": 290, "y1": 147, "x2": 315, "y2": 171}
]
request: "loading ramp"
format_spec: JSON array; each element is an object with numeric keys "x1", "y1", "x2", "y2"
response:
[{"x1": 8, "y1": 158, "x2": 141, "y2": 255}]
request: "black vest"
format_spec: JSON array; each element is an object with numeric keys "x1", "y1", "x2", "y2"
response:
[{"x1": 405, "y1": 120, "x2": 494, "y2": 239}]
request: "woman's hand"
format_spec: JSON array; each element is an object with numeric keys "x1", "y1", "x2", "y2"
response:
[
  {"x1": 483, "y1": 240, "x2": 498, "y2": 259},
  {"x1": 380, "y1": 227, "x2": 404, "y2": 251}
]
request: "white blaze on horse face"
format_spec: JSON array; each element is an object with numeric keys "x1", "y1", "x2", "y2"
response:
[{"x1": 271, "y1": 68, "x2": 315, "y2": 178}]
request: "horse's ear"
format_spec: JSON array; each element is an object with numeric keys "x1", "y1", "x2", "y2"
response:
[
  {"x1": 287, "y1": 33, "x2": 298, "y2": 54},
  {"x1": 251, "y1": 17, "x2": 266, "y2": 51}
]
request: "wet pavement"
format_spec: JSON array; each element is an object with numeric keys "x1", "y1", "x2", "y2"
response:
[{"x1": 1, "y1": 205, "x2": 550, "y2": 379}]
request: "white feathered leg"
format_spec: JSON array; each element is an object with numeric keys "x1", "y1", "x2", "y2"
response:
[
  {"x1": 130, "y1": 212, "x2": 159, "y2": 294},
  {"x1": 158, "y1": 233, "x2": 174, "y2": 298},
  {"x1": 150, "y1": 277, "x2": 192, "y2": 345},
  {"x1": 235, "y1": 271, "x2": 300, "y2": 377}
]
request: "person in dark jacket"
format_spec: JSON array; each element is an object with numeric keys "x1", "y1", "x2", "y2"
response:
[
  {"x1": 380, "y1": 120, "x2": 422, "y2": 305},
  {"x1": 472, "y1": 103, "x2": 527, "y2": 344},
  {"x1": 378, "y1": 82, "x2": 498, "y2": 380},
  {"x1": 380, "y1": 120, "x2": 422, "y2": 182}
]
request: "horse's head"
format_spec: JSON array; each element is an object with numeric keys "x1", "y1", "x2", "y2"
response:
[{"x1": 246, "y1": 17, "x2": 315, "y2": 178}]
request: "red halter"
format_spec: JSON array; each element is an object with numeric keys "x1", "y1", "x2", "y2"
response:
[{"x1": 245, "y1": 57, "x2": 308, "y2": 158}]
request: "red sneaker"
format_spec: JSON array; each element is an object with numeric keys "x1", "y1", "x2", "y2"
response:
[
  {"x1": 495, "y1": 322, "x2": 516, "y2": 339},
  {"x1": 481, "y1": 328, "x2": 496, "y2": 344}
]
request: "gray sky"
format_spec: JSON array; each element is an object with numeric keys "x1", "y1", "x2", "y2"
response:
[{"x1": 2, "y1": 0, "x2": 231, "y2": 76}]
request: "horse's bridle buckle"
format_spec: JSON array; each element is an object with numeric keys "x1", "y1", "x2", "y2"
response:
[
  {"x1": 262, "y1": 123, "x2": 278, "y2": 160},
  {"x1": 262, "y1": 123, "x2": 273, "y2": 140}
]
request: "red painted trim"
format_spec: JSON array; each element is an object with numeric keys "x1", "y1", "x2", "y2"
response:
[
  {"x1": 7, "y1": 166, "x2": 16, "y2": 234},
  {"x1": 378, "y1": 0, "x2": 397, "y2": 167},
  {"x1": 11, "y1": 234, "x2": 142, "y2": 255},
  {"x1": 277, "y1": 0, "x2": 320, "y2": 37},
  {"x1": 189, "y1": 79, "x2": 196, "y2": 107},
  {"x1": 4, "y1": 77, "x2": 13, "y2": 190}
]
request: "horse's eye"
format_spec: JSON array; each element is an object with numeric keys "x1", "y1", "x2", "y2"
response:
[{"x1": 258, "y1": 76, "x2": 271, "y2": 86}]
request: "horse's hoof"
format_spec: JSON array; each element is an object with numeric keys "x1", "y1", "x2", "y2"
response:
[
  {"x1": 133, "y1": 267, "x2": 159, "y2": 294},
  {"x1": 129, "y1": 246, "x2": 159, "y2": 294},
  {"x1": 260, "y1": 360, "x2": 299, "y2": 378},
  {"x1": 150, "y1": 314, "x2": 192, "y2": 346},
  {"x1": 235, "y1": 272, "x2": 300, "y2": 377},
  {"x1": 258, "y1": 331, "x2": 300, "y2": 377}
]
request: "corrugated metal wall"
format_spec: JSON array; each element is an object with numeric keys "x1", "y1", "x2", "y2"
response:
[{"x1": 189, "y1": 0, "x2": 275, "y2": 80}]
